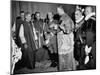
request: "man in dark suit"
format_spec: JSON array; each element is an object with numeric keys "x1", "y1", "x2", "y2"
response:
[
  {"x1": 14, "y1": 11, "x2": 25, "y2": 48},
  {"x1": 83, "y1": 6, "x2": 96, "y2": 69},
  {"x1": 13, "y1": 11, "x2": 25, "y2": 73}
]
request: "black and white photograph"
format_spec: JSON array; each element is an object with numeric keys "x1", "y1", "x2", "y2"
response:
[{"x1": 11, "y1": 0, "x2": 96, "y2": 74}]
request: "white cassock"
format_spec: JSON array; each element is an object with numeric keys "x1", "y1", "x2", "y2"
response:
[{"x1": 57, "y1": 31, "x2": 76, "y2": 71}]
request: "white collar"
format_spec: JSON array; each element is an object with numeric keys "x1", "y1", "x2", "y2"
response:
[
  {"x1": 85, "y1": 12, "x2": 95, "y2": 21},
  {"x1": 76, "y1": 16, "x2": 84, "y2": 23}
]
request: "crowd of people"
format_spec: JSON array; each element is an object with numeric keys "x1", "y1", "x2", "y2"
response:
[{"x1": 11, "y1": 5, "x2": 96, "y2": 74}]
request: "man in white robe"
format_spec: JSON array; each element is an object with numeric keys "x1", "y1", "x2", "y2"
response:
[{"x1": 57, "y1": 6, "x2": 76, "y2": 71}]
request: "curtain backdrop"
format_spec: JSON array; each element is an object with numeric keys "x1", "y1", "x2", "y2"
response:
[{"x1": 11, "y1": 1, "x2": 76, "y2": 26}]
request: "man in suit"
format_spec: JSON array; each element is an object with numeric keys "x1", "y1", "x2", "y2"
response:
[
  {"x1": 83, "y1": 6, "x2": 96, "y2": 69},
  {"x1": 13, "y1": 11, "x2": 25, "y2": 48}
]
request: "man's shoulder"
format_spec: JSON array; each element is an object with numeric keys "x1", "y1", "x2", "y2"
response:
[
  {"x1": 61, "y1": 14, "x2": 72, "y2": 21},
  {"x1": 16, "y1": 16, "x2": 23, "y2": 23},
  {"x1": 87, "y1": 17, "x2": 96, "y2": 23}
]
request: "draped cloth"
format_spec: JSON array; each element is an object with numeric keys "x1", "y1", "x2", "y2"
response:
[{"x1": 57, "y1": 31, "x2": 76, "y2": 71}]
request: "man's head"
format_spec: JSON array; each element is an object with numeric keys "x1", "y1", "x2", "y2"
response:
[
  {"x1": 35, "y1": 12, "x2": 41, "y2": 20},
  {"x1": 47, "y1": 12, "x2": 54, "y2": 20},
  {"x1": 85, "y1": 6, "x2": 93, "y2": 16},
  {"x1": 75, "y1": 9, "x2": 83, "y2": 21},
  {"x1": 57, "y1": 6, "x2": 65, "y2": 15},
  {"x1": 25, "y1": 12, "x2": 31, "y2": 22},
  {"x1": 20, "y1": 11, "x2": 25, "y2": 20}
]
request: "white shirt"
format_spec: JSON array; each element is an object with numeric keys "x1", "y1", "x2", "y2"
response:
[
  {"x1": 19, "y1": 24, "x2": 26, "y2": 44},
  {"x1": 85, "y1": 12, "x2": 95, "y2": 21}
]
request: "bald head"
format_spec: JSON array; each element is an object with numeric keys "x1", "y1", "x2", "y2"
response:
[
  {"x1": 85, "y1": 6, "x2": 93, "y2": 16},
  {"x1": 57, "y1": 6, "x2": 65, "y2": 15},
  {"x1": 25, "y1": 12, "x2": 31, "y2": 22}
]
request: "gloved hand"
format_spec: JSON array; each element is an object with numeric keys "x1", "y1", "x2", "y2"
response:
[
  {"x1": 84, "y1": 55, "x2": 89, "y2": 64},
  {"x1": 85, "y1": 45, "x2": 92, "y2": 55}
]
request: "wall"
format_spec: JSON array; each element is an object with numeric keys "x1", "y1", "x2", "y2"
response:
[{"x1": 11, "y1": 1, "x2": 76, "y2": 25}]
